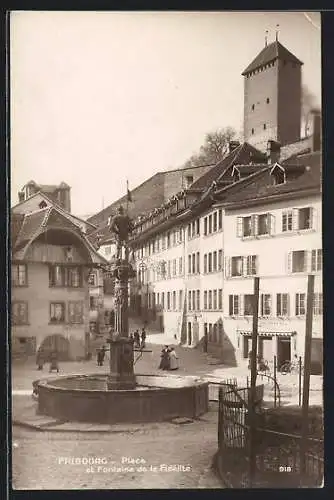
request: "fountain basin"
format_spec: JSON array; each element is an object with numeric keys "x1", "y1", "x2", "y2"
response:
[{"x1": 35, "y1": 374, "x2": 209, "y2": 424}]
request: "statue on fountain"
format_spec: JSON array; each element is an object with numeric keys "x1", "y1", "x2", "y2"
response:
[{"x1": 108, "y1": 205, "x2": 133, "y2": 261}]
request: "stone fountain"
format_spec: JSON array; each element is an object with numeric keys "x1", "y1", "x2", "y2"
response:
[{"x1": 35, "y1": 206, "x2": 208, "y2": 424}]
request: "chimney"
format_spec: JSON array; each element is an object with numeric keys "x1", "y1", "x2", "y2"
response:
[
  {"x1": 18, "y1": 191, "x2": 25, "y2": 202},
  {"x1": 266, "y1": 140, "x2": 281, "y2": 164},
  {"x1": 228, "y1": 141, "x2": 240, "y2": 154},
  {"x1": 310, "y1": 109, "x2": 321, "y2": 152}
]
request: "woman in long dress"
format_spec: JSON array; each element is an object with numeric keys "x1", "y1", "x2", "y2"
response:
[
  {"x1": 169, "y1": 347, "x2": 178, "y2": 371},
  {"x1": 159, "y1": 345, "x2": 170, "y2": 370}
]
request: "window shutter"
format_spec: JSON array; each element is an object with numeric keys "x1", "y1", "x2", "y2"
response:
[
  {"x1": 287, "y1": 252, "x2": 292, "y2": 274},
  {"x1": 243, "y1": 256, "x2": 248, "y2": 276},
  {"x1": 292, "y1": 208, "x2": 299, "y2": 231},
  {"x1": 269, "y1": 214, "x2": 276, "y2": 235},
  {"x1": 239, "y1": 295, "x2": 244, "y2": 316},
  {"x1": 306, "y1": 250, "x2": 312, "y2": 273},
  {"x1": 224, "y1": 257, "x2": 231, "y2": 278},
  {"x1": 311, "y1": 207, "x2": 317, "y2": 230},
  {"x1": 252, "y1": 215, "x2": 258, "y2": 236},
  {"x1": 237, "y1": 217, "x2": 243, "y2": 237}
]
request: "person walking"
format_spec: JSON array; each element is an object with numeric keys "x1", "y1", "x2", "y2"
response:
[
  {"x1": 49, "y1": 351, "x2": 59, "y2": 373},
  {"x1": 169, "y1": 347, "x2": 179, "y2": 371},
  {"x1": 134, "y1": 330, "x2": 140, "y2": 348},
  {"x1": 141, "y1": 328, "x2": 146, "y2": 349},
  {"x1": 36, "y1": 347, "x2": 45, "y2": 371},
  {"x1": 159, "y1": 345, "x2": 170, "y2": 370}
]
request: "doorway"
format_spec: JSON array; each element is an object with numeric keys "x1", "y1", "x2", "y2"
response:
[
  {"x1": 277, "y1": 337, "x2": 291, "y2": 369},
  {"x1": 187, "y1": 322, "x2": 192, "y2": 346}
]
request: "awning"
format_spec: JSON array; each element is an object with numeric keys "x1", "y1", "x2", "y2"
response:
[{"x1": 238, "y1": 331, "x2": 296, "y2": 337}]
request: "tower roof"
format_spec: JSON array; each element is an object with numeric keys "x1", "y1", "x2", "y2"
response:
[{"x1": 242, "y1": 41, "x2": 303, "y2": 76}]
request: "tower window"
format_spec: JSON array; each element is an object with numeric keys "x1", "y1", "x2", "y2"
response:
[
  {"x1": 251, "y1": 128, "x2": 254, "y2": 135},
  {"x1": 263, "y1": 124, "x2": 267, "y2": 130},
  {"x1": 266, "y1": 98, "x2": 270, "y2": 104},
  {"x1": 251, "y1": 104, "x2": 255, "y2": 111}
]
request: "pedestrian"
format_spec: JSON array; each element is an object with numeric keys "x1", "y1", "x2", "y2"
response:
[
  {"x1": 97, "y1": 347, "x2": 102, "y2": 366},
  {"x1": 100, "y1": 345, "x2": 106, "y2": 366},
  {"x1": 159, "y1": 345, "x2": 170, "y2": 370},
  {"x1": 141, "y1": 328, "x2": 146, "y2": 349},
  {"x1": 36, "y1": 347, "x2": 44, "y2": 371},
  {"x1": 134, "y1": 330, "x2": 140, "y2": 348},
  {"x1": 169, "y1": 347, "x2": 179, "y2": 371},
  {"x1": 49, "y1": 351, "x2": 59, "y2": 373}
]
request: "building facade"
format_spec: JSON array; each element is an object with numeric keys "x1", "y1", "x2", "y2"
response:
[{"x1": 11, "y1": 205, "x2": 106, "y2": 360}]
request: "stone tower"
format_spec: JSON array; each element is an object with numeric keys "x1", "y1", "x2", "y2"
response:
[{"x1": 242, "y1": 40, "x2": 303, "y2": 152}]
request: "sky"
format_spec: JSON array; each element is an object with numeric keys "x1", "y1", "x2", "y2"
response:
[{"x1": 10, "y1": 11, "x2": 321, "y2": 218}]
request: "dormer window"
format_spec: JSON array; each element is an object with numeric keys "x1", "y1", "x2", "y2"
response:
[
  {"x1": 39, "y1": 200, "x2": 47, "y2": 209},
  {"x1": 185, "y1": 175, "x2": 193, "y2": 189},
  {"x1": 270, "y1": 164, "x2": 286, "y2": 185}
]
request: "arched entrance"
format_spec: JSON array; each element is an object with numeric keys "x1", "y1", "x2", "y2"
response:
[{"x1": 39, "y1": 334, "x2": 70, "y2": 361}]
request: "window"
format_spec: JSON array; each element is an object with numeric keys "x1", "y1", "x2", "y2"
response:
[
  {"x1": 196, "y1": 218, "x2": 200, "y2": 235},
  {"x1": 173, "y1": 259, "x2": 177, "y2": 276},
  {"x1": 251, "y1": 128, "x2": 254, "y2": 135},
  {"x1": 242, "y1": 217, "x2": 252, "y2": 237},
  {"x1": 213, "y1": 251, "x2": 217, "y2": 272},
  {"x1": 204, "y1": 217, "x2": 208, "y2": 236},
  {"x1": 246, "y1": 255, "x2": 257, "y2": 276},
  {"x1": 192, "y1": 253, "x2": 196, "y2": 274},
  {"x1": 185, "y1": 175, "x2": 193, "y2": 188},
  {"x1": 192, "y1": 291, "x2": 196, "y2": 311},
  {"x1": 213, "y1": 290, "x2": 217, "y2": 310},
  {"x1": 89, "y1": 296, "x2": 98, "y2": 310},
  {"x1": 266, "y1": 97, "x2": 270, "y2": 104},
  {"x1": 277, "y1": 293, "x2": 289, "y2": 317},
  {"x1": 12, "y1": 301, "x2": 28, "y2": 325},
  {"x1": 179, "y1": 257, "x2": 183, "y2": 275},
  {"x1": 49, "y1": 265, "x2": 65, "y2": 287},
  {"x1": 208, "y1": 253, "x2": 212, "y2": 273},
  {"x1": 161, "y1": 292, "x2": 165, "y2": 309},
  {"x1": 260, "y1": 294, "x2": 272, "y2": 316},
  {"x1": 196, "y1": 290, "x2": 200, "y2": 311},
  {"x1": 311, "y1": 249, "x2": 322, "y2": 272},
  {"x1": 204, "y1": 291, "x2": 208, "y2": 310},
  {"x1": 196, "y1": 252, "x2": 200, "y2": 274},
  {"x1": 173, "y1": 291, "x2": 176, "y2": 310},
  {"x1": 208, "y1": 291, "x2": 212, "y2": 310},
  {"x1": 231, "y1": 256, "x2": 243, "y2": 277},
  {"x1": 263, "y1": 123, "x2": 267, "y2": 130},
  {"x1": 68, "y1": 267, "x2": 82, "y2": 287},
  {"x1": 179, "y1": 290, "x2": 183, "y2": 310},
  {"x1": 258, "y1": 214, "x2": 269, "y2": 235},
  {"x1": 218, "y1": 289, "x2": 223, "y2": 310},
  {"x1": 218, "y1": 250, "x2": 223, "y2": 270},
  {"x1": 204, "y1": 254, "x2": 207, "y2": 274},
  {"x1": 218, "y1": 209, "x2": 222, "y2": 230},
  {"x1": 292, "y1": 251, "x2": 307, "y2": 273},
  {"x1": 244, "y1": 295, "x2": 253, "y2": 316},
  {"x1": 68, "y1": 301, "x2": 84, "y2": 324},
  {"x1": 167, "y1": 292, "x2": 171, "y2": 310},
  {"x1": 282, "y1": 210, "x2": 293, "y2": 232},
  {"x1": 298, "y1": 207, "x2": 312, "y2": 230},
  {"x1": 208, "y1": 215, "x2": 212, "y2": 234},
  {"x1": 188, "y1": 291, "x2": 192, "y2": 311},
  {"x1": 12, "y1": 264, "x2": 27, "y2": 287},
  {"x1": 251, "y1": 104, "x2": 255, "y2": 110},
  {"x1": 50, "y1": 302, "x2": 65, "y2": 323},
  {"x1": 313, "y1": 293, "x2": 323, "y2": 315},
  {"x1": 88, "y1": 272, "x2": 97, "y2": 286},
  {"x1": 213, "y1": 212, "x2": 217, "y2": 232},
  {"x1": 188, "y1": 255, "x2": 191, "y2": 274},
  {"x1": 296, "y1": 293, "x2": 306, "y2": 316},
  {"x1": 104, "y1": 245, "x2": 111, "y2": 256},
  {"x1": 167, "y1": 232, "x2": 171, "y2": 248},
  {"x1": 229, "y1": 295, "x2": 239, "y2": 316}
]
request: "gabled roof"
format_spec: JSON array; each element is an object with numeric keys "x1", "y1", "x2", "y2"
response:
[
  {"x1": 14, "y1": 207, "x2": 50, "y2": 250},
  {"x1": 12, "y1": 191, "x2": 97, "y2": 230},
  {"x1": 189, "y1": 142, "x2": 266, "y2": 191},
  {"x1": 216, "y1": 152, "x2": 321, "y2": 208},
  {"x1": 242, "y1": 41, "x2": 303, "y2": 75}
]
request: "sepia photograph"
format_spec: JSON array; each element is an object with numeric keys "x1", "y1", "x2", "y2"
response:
[{"x1": 10, "y1": 10, "x2": 323, "y2": 489}]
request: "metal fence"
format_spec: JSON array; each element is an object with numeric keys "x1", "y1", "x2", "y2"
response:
[{"x1": 216, "y1": 383, "x2": 324, "y2": 488}]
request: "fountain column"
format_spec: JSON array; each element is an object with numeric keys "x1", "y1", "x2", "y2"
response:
[{"x1": 107, "y1": 210, "x2": 136, "y2": 390}]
